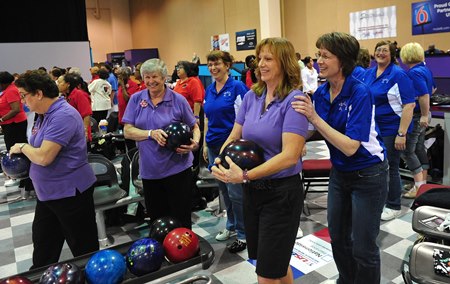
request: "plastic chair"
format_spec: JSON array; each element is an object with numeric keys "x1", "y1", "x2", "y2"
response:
[
  {"x1": 131, "y1": 150, "x2": 143, "y2": 194},
  {"x1": 301, "y1": 159, "x2": 332, "y2": 216}
]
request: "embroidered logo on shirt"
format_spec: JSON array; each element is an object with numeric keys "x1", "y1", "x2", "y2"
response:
[
  {"x1": 140, "y1": 99, "x2": 149, "y2": 108},
  {"x1": 381, "y1": 78, "x2": 389, "y2": 84},
  {"x1": 32, "y1": 126, "x2": 39, "y2": 135},
  {"x1": 223, "y1": 91, "x2": 232, "y2": 97},
  {"x1": 338, "y1": 101, "x2": 348, "y2": 111}
]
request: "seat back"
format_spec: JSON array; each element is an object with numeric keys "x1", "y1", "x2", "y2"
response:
[
  {"x1": 131, "y1": 151, "x2": 143, "y2": 192},
  {"x1": 88, "y1": 154, "x2": 126, "y2": 205},
  {"x1": 90, "y1": 117, "x2": 99, "y2": 136}
]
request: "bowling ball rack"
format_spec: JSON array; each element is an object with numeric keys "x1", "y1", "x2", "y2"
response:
[{"x1": 9, "y1": 236, "x2": 214, "y2": 283}]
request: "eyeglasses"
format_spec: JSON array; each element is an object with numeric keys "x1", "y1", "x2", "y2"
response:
[
  {"x1": 207, "y1": 61, "x2": 224, "y2": 68},
  {"x1": 20, "y1": 92, "x2": 32, "y2": 99},
  {"x1": 375, "y1": 48, "x2": 390, "y2": 54}
]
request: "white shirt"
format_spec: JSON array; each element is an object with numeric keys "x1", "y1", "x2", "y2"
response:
[{"x1": 301, "y1": 67, "x2": 319, "y2": 94}]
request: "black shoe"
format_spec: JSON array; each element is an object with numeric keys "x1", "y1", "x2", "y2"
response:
[{"x1": 227, "y1": 240, "x2": 247, "y2": 253}]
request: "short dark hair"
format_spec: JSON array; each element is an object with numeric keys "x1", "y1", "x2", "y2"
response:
[
  {"x1": 63, "y1": 73, "x2": 84, "y2": 93},
  {"x1": 316, "y1": 32, "x2": 360, "y2": 77},
  {"x1": 51, "y1": 68, "x2": 63, "y2": 78},
  {"x1": 303, "y1": 56, "x2": 313, "y2": 65},
  {"x1": 206, "y1": 50, "x2": 234, "y2": 68},
  {"x1": 177, "y1": 61, "x2": 198, "y2": 77},
  {"x1": 245, "y1": 55, "x2": 256, "y2": 68},
  {"x1": 15, "y1": 70, "x2": 59, "y2": 98},
  {"x1": 97, "y1": 69, "x2": 110, "y2": 80},
  {"x1": 0, "y1": 71, "x2": 15, "y2": 84}
]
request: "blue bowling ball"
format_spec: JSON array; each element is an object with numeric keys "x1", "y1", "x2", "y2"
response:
[
  {"x1": 126, "y1": 238, "x2": 164, "y2": 276},
  {"x1": 39, "y1": 262, "x2": 84, "y2": 284},
  {"x1": 1, "y1": 153, "x2": 30, "y2": 179},
  {"x1": 85, "y1": 250, "x2": 126, "y2": 284}
]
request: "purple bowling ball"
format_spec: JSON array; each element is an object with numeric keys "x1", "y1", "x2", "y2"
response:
[
  {"x1": 39, "y1": 262, "x2": 84, "y2": 284},
  {"x1": 126, "y1": 238, "x2": 164, "y2": 276}
]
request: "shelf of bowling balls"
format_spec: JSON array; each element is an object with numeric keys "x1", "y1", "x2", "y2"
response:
[{"x1": 4, "y1": 235, "x2": 214, "y2": 284}]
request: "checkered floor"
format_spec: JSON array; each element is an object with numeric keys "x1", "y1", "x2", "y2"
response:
[{"x1": 0, "y1": 140, "x2": 418, "y2": 283}]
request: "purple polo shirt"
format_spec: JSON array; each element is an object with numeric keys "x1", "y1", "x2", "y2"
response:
[
  {"x1": 235, "y1": 89, "x2": 309, "y2": 179},
  {"x1": 122, "y1": 86, "x2": 196, "y2": 179},
  {"x1": 29, "y1": 98, "x2": 96, "y2": 201}
]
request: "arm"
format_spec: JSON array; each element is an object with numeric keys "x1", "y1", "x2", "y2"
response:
[
  {"x1": 83, "y1": 116, "x2": 90, "y2": 140},
  {"x1": 202, "y1": 117, "x2": 209, "y2": 161},
  {"x1": 124, "y1": 123, "x2": 151, "y2": 142},
  {"x1": 418, "y1": 94, "x2": 430, "y2": 128},
  {"x1": 193, "y1": 102, "x2": 202, "y2": 118},
  {"x1": 10, "y1": 140, "x2": 62, "y2": 167},
  {"x1": 0, "y1": 101, "x2": 21, "y2": 121},
  {"x1": 395, "y1": 102, "x2": 415, "y2": 150},
  {"x1": 119, "y1": 80, "x2": 130, "y2": 102},
  {"x1": 292, "y1": 94, "x2": 360, "y2": 156}
]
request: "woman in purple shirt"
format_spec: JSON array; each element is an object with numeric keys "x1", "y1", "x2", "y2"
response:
[
  {"x1": 211, "y1": 38, "x2": 308, "y2": 283},
  {"x1": 11, "y1": 71, "x2": 98, "y2": 269},
  {"x1": 123, "y1": 59, "x2": 201, "y2": 229}
]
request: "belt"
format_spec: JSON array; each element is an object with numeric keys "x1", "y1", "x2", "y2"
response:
[{"x1": 249, "y1": 175, "x2": 299, "y2": 191}]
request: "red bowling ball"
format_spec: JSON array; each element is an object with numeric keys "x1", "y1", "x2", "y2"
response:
[
  {"x1": 0, "y1": 276, "x2": 32, "y2": 284},
  {"x1": 163, "y1": 228, "x2": 200, "y2": 263}
]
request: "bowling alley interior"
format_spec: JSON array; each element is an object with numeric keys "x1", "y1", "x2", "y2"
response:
[{"x1": 1, "y1": 0, "x2": 450, "y2": 283}]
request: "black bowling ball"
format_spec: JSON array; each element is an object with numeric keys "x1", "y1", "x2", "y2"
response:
[
  {"x1": 149, "y1": 216, "x2": 183, "y2": 243},
  {"x1": 1, "y1": 152, "x2": 30, "y2": 179},
  {"x1": 219, "y1": 139, "x2": 264, "y2": 170},
  {"x1": 163, "y1": 122, "x2": 193, "y2": 151}
]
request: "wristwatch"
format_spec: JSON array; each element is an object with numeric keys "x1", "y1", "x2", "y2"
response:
[
  {"x1": 397, "y1": 131, "x2": 405, "y2": 137},
  {"x1": 242, "y1": 170, "x2": 250, "y2": 184}
]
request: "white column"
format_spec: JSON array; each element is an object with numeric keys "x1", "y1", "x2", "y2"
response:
[{"x1": 259, "y1": 0, "x2": 282, "y2": 39}]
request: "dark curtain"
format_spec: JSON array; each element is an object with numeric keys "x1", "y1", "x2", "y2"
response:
[{"x1": 0, "y1": 1, "x2": 88, "y2": 43}]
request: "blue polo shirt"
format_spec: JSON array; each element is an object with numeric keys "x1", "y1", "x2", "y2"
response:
[
  {"x1": 407, "y1": 62, "x2": 434, "y2": 113},
  {"x1": 363, "y1": 63, "x2": 415, "y2": 137},
  {"x1": 235, "y1": 89, "x2": 309, "y2": 179},
  {"x1": 353, "y1": 65, "x2": 367, "y2": 80},
  {"x1": 29, "y1": 98, "x2": 96, "y2": 201},
  {"x1": 314, "y1": 70, "x2": 386, "y2": 172},
  {"x1": 122, "y1": 86, "x2": 196, "y2": 179},
  {"x1": 204, "y1": 77, "x2": 249, "y2": 147}
]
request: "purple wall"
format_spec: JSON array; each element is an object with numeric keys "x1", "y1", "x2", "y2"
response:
[{"x1": 124, "y1": 48, "x2": 159, "y2": 67}]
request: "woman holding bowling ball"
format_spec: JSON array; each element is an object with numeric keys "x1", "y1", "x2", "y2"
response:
[
  {"x1": 292, "y1": 32, "x2": 388, "y2": 284},
  {"x1": 203, "y1": 50, "x2": 249, "y2": 253},
  {"x1": 123, "y1": 58, "x2": 200, "y2": 229},
  {"x1": 11, "y1": 70, "x2": 99, "y2": 269},
  {"x1": 211, "y1": 38, "x2": 308, "y2": 283}
]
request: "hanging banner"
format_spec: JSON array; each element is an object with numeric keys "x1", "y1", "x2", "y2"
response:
[
  {"x1": 349, "y1": 6, "x2": 397, "y2": 40},
  {"x1": 236, "y1": 29, "x2": 257, "y2": 51},
  {"x1": 412, "y1": 0, "x2": 450, "y2": 35},
  {"x1": 211, "y1": 34, "x2": 230, "y2": 52}
]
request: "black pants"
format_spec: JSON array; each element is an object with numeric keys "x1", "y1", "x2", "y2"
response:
[
  {"x1": 92, "y1": 110, "x2": 108, "y2": 125},
  {"x1": 2, "y1": 120, "x2": 27, "y2": 150},
  {"x1": 142, "y1": 168, "x2": 193, "y2": 229},
  {"x1": 31, "y1": 187, "x2": 99, "y2": 269}
]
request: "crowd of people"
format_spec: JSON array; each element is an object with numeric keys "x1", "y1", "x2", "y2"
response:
[{"x1": 0, "y1": 34, "x2": 442, "y2": 283}]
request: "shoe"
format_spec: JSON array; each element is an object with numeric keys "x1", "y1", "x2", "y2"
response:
[
  {"x1": 227, "y1": 239, "x2": 247, "y2": 253},
  {"x1": 215, "y1": 228, "x2": 236, "y2": 241},
  {"x1": 403, "y1": 183, "x2": 414, "y2": 191},
  {"x1": 403, "y1": 186, "x2": 418, "y2": 199},
  {"x1": 296, "y1": 227, "x2": 304, "y2": 239},
  {"x1": 4, "y1": 179, "x2": 19, "y2": 187},
  {"x1": 381, "y1": 207, "x2": 401, "y2": 221}
]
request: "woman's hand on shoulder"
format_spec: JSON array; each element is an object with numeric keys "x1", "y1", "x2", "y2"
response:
[{"x1": 291, "y1": 94, "x2": 318, "y2": 124}]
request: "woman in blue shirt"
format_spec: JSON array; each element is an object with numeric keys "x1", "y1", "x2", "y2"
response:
[
  {"x1": 293, "y1": 32, "x2": 388, "y2": 284},
  {"x1": 363, "y1": 40, "x2": 415, "y2": 221},
  {"x1": 400, "y1": 42, "x2": 435, "y2": 198},
  {"x1": 203, "y1": 50, "x2": 249, "y2": 253}
]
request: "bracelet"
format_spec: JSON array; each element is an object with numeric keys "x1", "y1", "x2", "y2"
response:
[
  {"x1": 148, "y1": 130, "x2": 153, "y2": 140},
  {"x1": 242, "y1": 170, "x2": 250, "y2": 184},
  {"x1": 19, "y1": 143, "x2": 27, "y2": 151}
]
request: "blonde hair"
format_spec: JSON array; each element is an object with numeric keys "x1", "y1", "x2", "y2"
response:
[
  {"x1": 400, "y1": 42, "x2": 425, "y2": 64},
  {"x1": 252, "y1": 37, "x2": 301, "y2": 100}
]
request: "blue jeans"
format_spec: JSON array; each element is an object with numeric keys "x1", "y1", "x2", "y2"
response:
[
  {"x1": 208, "y1": 145, "x2": 246, "y2": 240},
  {"x1": 402, "y1": 114, "x2": 429, "y2": 175},
  {"x1": 382, "y1": 135, "x2": 402, "y2": 210},
  {"x1": 328, "y1": 159, "x2": 388, "y2": 284}
]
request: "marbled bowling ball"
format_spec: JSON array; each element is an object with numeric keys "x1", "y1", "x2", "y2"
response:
[
  {"x1": 1, "y1": 153, "x2": 30, "y2": 179},
  {"x1": 0, "y1": 276, "x2": 32, "y2": 284},
  {"x1": 149, "y1": 216, "x2": 182, "y2": 243},
  {"x1": 126, "y1": 238, "x2": 164, "y2": 276},
  {"x1": 39, "y1": 262, "x2": 84, "y2": 284},
  {"x1": 163, "y1": 122, "x2": 192, "y2": 151},
  {"x1": 219, "y1": 139, "x2": 264, "y2": 170},
  {"x1": 163, "y1": 228, "x2": 200, "y2": 263},
  {"x1": 85, "y1": 249, "x2": 126, "y2": 284}
]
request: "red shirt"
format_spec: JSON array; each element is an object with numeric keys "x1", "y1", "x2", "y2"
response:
[
  {"x1": 173, "y1": 77, "x2": 203, "y2": 111},
  {"x1": 67, "y1": 88, "x2": 93, "y2": 140},
  {"x1": 0, "y1": 83, "x2": 27, "y2": 125},
  {"x1": 118, "y1": 79, "x2": 140, "y2": 124}
]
